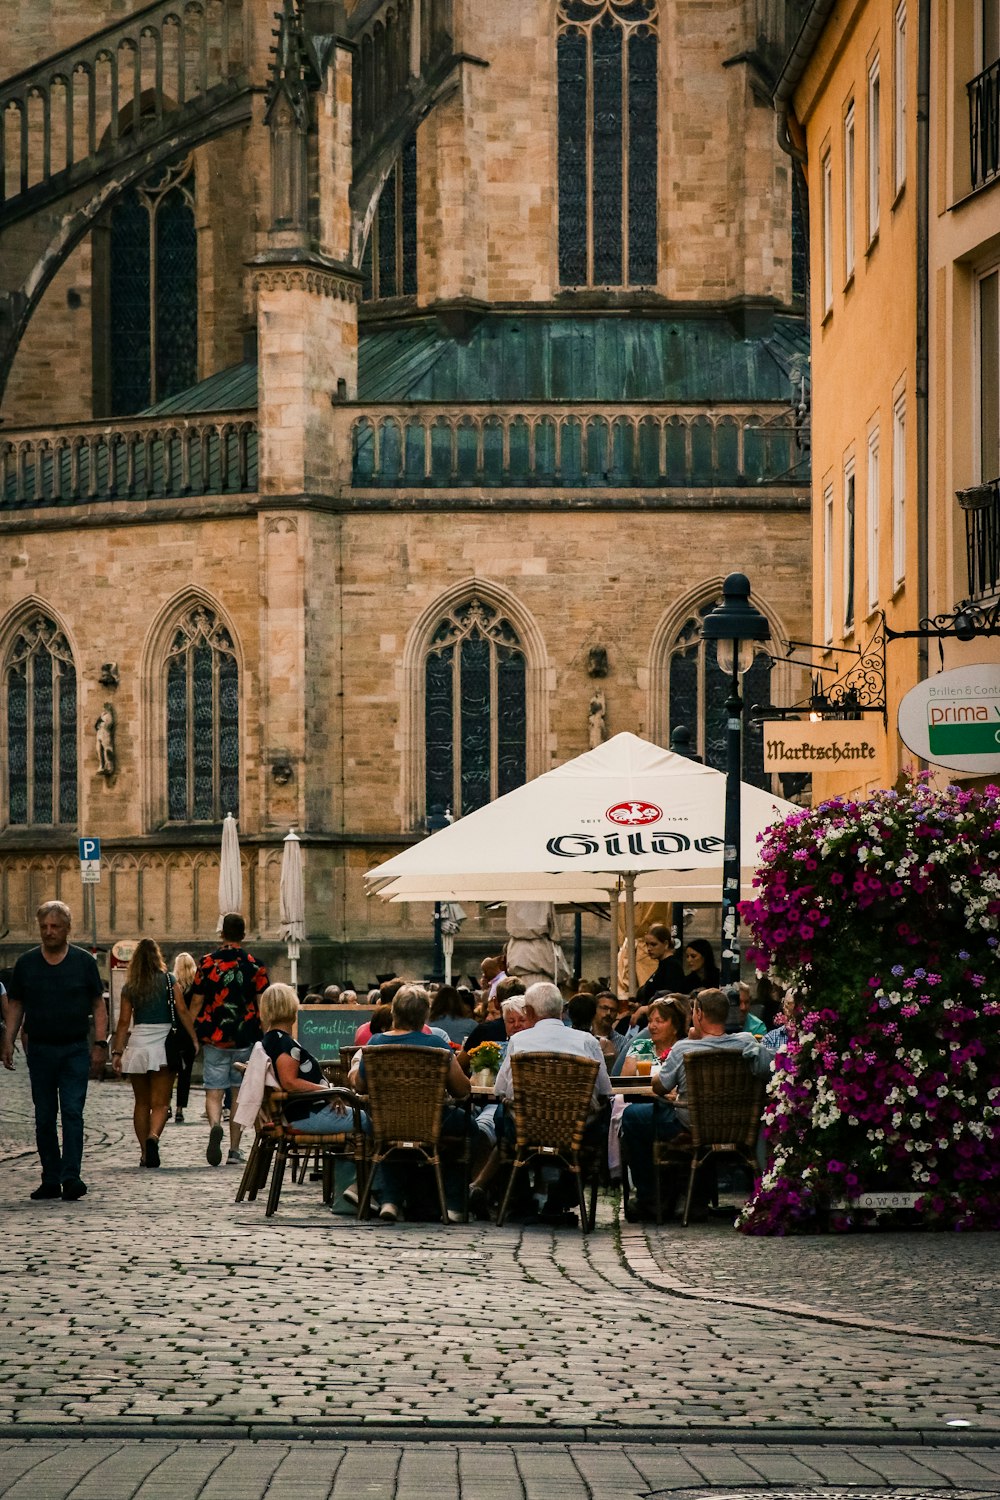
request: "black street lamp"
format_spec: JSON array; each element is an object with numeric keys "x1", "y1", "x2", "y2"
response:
[{"x1": 701, "y1": 573, "x2": 771, "y2": 987}]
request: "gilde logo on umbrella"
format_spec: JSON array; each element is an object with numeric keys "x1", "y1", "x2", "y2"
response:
[{"x1": 606, "y1": 801, "x2": 662, "y2": 827}]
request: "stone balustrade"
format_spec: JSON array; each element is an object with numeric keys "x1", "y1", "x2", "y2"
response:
[
  {"x1": 0, "y1": 412, "x2": 258, "y2": 507},
  {"x1": 343, "y1": 401, "x2": 807, "y2": 492}
]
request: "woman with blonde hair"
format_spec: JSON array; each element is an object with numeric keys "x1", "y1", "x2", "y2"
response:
[
  {"x1": 170, "y1": 951, "x2": 198, "y2": 1124},
  {"x1": 260, "y1": 984, "x2": 353, "y2": 1134},
  {"x1": 111, "y1": 939, "x2": 197, "y2": 1167}
]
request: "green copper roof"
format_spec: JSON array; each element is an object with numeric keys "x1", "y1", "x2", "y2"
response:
[
  {"x1": 141, "y1": 360, "x2": 258, "y2": 414},
  {"x1": 358, "y1": 313, "x2": 809, "y2": 404}
]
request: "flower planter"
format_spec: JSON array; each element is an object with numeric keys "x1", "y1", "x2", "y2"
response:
[{"x1": 471, "y1": 1068, "x2": 497, "y2": 1088}]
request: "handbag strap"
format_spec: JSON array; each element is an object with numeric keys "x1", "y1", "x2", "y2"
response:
[{"x1": 165, "y1": 971, "x2": 177, "y2": 1027}]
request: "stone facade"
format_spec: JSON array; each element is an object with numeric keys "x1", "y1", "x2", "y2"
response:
[{"x1": 0, "y1": 0, "x2": 811, "y2": 985}]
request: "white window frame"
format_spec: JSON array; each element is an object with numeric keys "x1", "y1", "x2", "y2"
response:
[
  {"x1": 823, "y1": 486, "x2": 834, "y2": 645},
  {"x1": 892, "y1": 393, "x2": 906, "y2": 588},
  {"x1": 893, "y1": 3, "x2": 906, "y2": 194},
  {"x1": 866, "y1": 426, "x2": 881, "y2": 614},
  {"x1": 822, "y1": 150, "x2": 833, "y2": 313},
  {"x1": 867, "y1": 54, "x2": 881, "y2": 242},
  {"x1": 844, "y1": 103, "x2": 856, "y2": 279},
  {"x1": 843, "y1": 457, "x2": 856, "y2": 631}
]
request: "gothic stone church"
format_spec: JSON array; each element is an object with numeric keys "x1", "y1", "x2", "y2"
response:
[{"x1": 0, "y1": 0, "x2": 811, "y2": 982}]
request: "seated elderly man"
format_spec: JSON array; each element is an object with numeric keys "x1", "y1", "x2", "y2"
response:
[
  {"x1": 492, "y1": 982, "x2": 612, "y2": 1222},
  {"x1": 620, "y1": 987, "x2": 771, "y2": 1220},
  {"x1": 349, "y1": 983, "x2": 472, "y2": 1224}
]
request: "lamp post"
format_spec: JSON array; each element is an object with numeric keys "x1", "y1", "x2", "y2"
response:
[{"x1": 701, "y1": 573, "x2": 770, "y2": 987}]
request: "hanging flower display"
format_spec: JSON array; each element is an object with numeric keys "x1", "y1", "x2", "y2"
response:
[{"x1": 737, "y1": 776, "x2": 1000, "y2": 1234}]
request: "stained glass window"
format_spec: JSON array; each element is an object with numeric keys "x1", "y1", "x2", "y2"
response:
[
  {"x1": 362, "y1": 134, "x2": 418, "y2": 301},
  {"x1": 5, "y1": 616, "x2": 77, "y2": 827},
  {"x1": 424, "y1": 600, "x2": 527, "y2": 818},
  {"x1": 165, "y1": 606, "x2": 239, "y2": 823},
  {"x1": 668, "y1": 599, "x2": 773, "y2": 790},
  {"x1": 557, "y1": 0, "x2": 658, "y2": 288},
  {"x1": 109, "y1": 157, "x2": 197, "y2": 415}
]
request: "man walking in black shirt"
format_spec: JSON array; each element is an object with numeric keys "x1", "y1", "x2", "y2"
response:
[{"x1": 1, "y1": 900, "x2": 106, "y2": 1200}]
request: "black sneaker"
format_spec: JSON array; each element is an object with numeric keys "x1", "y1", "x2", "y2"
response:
[
  {"x1": 61, "y1": 1179, "x2": 87, "y2": 1201},
  {"x1": 30, "y1": 1183, "x2": 61, "y2": 1201},
  {"x1": 206, "y1": 1123, "x2": 224, "y2": 1166},
  {"x1": 144, "y1": 1137, "x2": 161, "y2": 1168}
]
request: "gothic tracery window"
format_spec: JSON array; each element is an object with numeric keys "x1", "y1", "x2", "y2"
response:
[
  {"x1": 109, "y1": 156, "x2": 197, "y2": 415},
  {"x1": 557, "y1": 0, "x2": 658, "y2": 288},
  {"x1": 668, "y1": 601, "x2": 772, "y2": 789},
  {"x1": 5, "y1": 615, "x2": 77, "y2": 827},
  {"x1": 425, "y1": 599, "x2": 527, "y2": 818},
  {"x1": 361, "y1": 135, "x2": 418, "y2": 301},
  {"x1": 165, "y1": 607, "x2": 239, "y2": 823}
]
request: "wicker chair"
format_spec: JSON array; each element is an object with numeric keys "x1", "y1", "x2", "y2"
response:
[
  {"x1": 236, "y1": 1086, "x2": 366, "y2": 1217},
  {"x1": 653, "y1": 1051, "x2": 766, "y2": 1225},
  {"x1": 356, "y1": 1044, "x2": 471, "y2": 1224},
  {"x1": 293, "y1": 1059, "x2": 350, "y2": 1183},
  {"x1": 496, "y1": 1052, "x2": 601, "y2": 1234}
]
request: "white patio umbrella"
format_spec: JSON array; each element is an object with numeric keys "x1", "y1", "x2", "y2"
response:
[
  {"x1": 217, "y1": 812, "x2": 242, "y2": 933},
  {"x1": 366, "y1": 733, "x2": 797, "y2": 992},
  {"x1": 279, "y1": 828, "x2": 306, "y2": 988}
]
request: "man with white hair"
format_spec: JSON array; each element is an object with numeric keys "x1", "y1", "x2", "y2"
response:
[{"x1": 494, "y1": 982, "x2": 612, "y2": 1113}]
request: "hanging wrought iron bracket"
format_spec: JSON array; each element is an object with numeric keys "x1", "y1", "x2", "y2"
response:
[
  {"x1": 882, "y1": 598, "x2": 1000, "y2": 641},
  {"x1": 751, "y1": 614, "x2": 888, "y2": 727}
]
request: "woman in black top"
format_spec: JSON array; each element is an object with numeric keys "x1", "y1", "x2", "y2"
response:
[
  {"x1": 682, "y1": 939, "x2": 720, "y2": 992},
  {"x1": 259, "y1": 984, "x2": 353, "y2": 1134}
]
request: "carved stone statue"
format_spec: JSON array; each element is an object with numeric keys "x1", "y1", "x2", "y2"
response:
[
  {"x1": 95, "y1": 702, "x2": 115, "y2": 776},
  {"x1": 588, "y1": 688, "x2": 607, "y2": 749}
]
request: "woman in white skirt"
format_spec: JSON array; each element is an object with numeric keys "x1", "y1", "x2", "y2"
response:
[{"x1": 110, "y1": 939, "x2": 198, "y2": 1167}]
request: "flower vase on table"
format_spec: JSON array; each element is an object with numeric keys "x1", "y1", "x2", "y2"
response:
[{"x1": 467, "y1": 1041, "x2": 503, "y2": 1089}]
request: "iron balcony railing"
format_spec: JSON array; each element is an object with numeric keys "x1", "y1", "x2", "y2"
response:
[
  {"x1": 959, "y1": 477, "x2": 1000, "y2": 599},
  {"x1": 968, "y1": 58, "x2": 1000, "y2": 191}
]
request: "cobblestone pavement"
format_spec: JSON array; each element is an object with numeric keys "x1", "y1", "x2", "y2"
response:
[{"x1": 2, "y1": 1068, "x2": 1000, "y2": 1497}]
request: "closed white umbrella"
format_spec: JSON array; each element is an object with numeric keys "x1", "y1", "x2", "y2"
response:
[
  {"x1": 279, "y1": 827, "x2": 306, "y2": 988},
  {"x1": 218, "y1": 812, "x2": 242, "y2": 933},
  {"x1": 438, "y1": 901, "x2": 465, "y2": 986}
]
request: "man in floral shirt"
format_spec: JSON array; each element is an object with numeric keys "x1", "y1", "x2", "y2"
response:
[{"x1": 187, "y1": 913, "x2": 268, "y2": 1166}]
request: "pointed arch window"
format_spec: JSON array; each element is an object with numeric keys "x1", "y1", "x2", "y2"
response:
[
  {"x1": 668, "y1": 600, "x2": 772, "y2": 789},
  {"x1": 557, "y1": 0, "x2": 658, "y2": 288},
  {"x1": 361, "y1": 134, "x2": 418, "y2": 301},
  {"x1": 5, "y1": 615, "x2": 77, "y2": 826},
  {"x1": 107, "y1": 156, "x2": 197, "y2": 415},
  {"x1": 425, "y1": 599, "x2": 526, "y2": 817},
  {"x1": 165, "y1": 606, "x2": 239, "y2": 823}
]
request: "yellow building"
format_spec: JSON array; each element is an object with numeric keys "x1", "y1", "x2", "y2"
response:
[{"x1": 774, "y1": 0, "x2": 1000, "y2": 801}]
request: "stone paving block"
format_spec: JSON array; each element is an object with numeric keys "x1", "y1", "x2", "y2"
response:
[
  {"x1": 850, "y1": 1447, "x2": 955, "y2": 1484},
  {"x1": 394, "y1": 1446, "x2": 460, "y2": 1500},
  {"x1": 265, "y1": 1446, "x2": 345, "y2": 1500},
  {"x1": 63, "y1": 1443, "x2": 180, "y2": 1498},
  {"x1": 514, "y1": 1447, "x2": 589, "y2": 1499},
  {"x1": 0, "y1": 1445, "x2": 63, "y2": 1496},
  {"x1": 1, "y1": 1446, "x2": 110, "y2": 1500},
  {"x1": 330, "y1": 1445, "x2": 402, "y2": 1499},
  {"x1": 132, "y1": 1444, "x2": 237, "y2": 1500},
  {"x1": 682, "y1": 1446, "x2": 775, "y2": 1487},
  {"x1": 612, "y1": 1447, "x2": 707, "y2": 1490},
  {"x1": 455, "y1": 1445, "x2": 524, "y2": 1500},
  {"x1": 726, "y1": 1446, "x2": 825, "y2": 1484},
  {"x1": 571, "y1": 1446, "x2": 654, "y2": 1498}
]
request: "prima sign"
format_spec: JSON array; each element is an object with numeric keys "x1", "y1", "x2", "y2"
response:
[
  {"x1": 762, "y1": 719, "x2": 880, "y2": 771},
  {"x1": 898, "y1": 663, "x2": 1000, "y2": 772}
]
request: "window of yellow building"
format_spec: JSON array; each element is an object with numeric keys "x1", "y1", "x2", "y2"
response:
[
  {"x1": 867, "y1": 54, "x2": 881, "y2": 241},
  {"x1": 822, "y1": 149, "x2": 833, "y2": 313},
  {"x1": 844, "y1": 102, "x2": 856, "y2": 280},
  {"x1": 843, "y1": 457, "x2": 857, "y2": 631},
  {"x1": 893, "y1": 3, "x2": 907, "y2": 195},
  {"x1": 823, "y1": 487, "x2": 834, "y2": 645},
  {"x1": 980, "y1": 269, "x2": 1000, "y2": 483},
  {"x1": 892, "y1": 393, "x2": 907, "y2": 589},
  {"x1": 866, "y1": 425, "x2": 881, "y2": 614}
]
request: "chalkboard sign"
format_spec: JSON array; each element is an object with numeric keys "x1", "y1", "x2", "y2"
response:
[{"x1": 294, "y1": 1006, "x2": 372, "y2": 1060}]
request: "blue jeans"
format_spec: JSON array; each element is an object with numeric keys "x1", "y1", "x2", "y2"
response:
[
  {"x1": 289, "y1": 1103, "x2": 357, "y2": 1134},
  {"x1": 26, "y1": 1040, "x2": 91, "y2": 1185},
  {"x1": 366, "y1": 1104, "x2": 472, "y2": 1213},
  {"x1": 619, "y1": 1099, "x2": 684, "y2": 1205}
]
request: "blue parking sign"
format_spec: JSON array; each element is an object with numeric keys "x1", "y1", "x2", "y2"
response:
[{"x1": 78, "y1": 837, "x2": 101, "y2": 862}]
